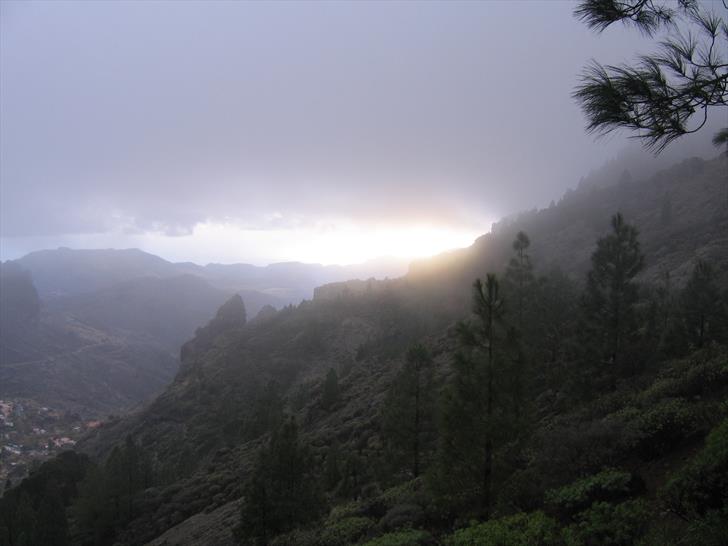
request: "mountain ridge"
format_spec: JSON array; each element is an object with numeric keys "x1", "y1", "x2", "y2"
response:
[
  {"x1": 11, "y1": 249, "x2": 410, "y2": 304},
  {"x1": 66, "y1": 153, "x2": 728, "y2": 545}
]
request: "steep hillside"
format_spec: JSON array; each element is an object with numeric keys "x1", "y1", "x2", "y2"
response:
[
  {"x1": 0, "y1": 262, "x2": 41, "y2": 363},
  {"x1": 44, "y1": 275, "x2": 280, "y2": 352},
  {"x1": 409, "y1": 155, "x2": 728, "y2": 292},
  {"x1": 0, "y1": 273, "x2": 220, "y2": 486},
  {"x1": 53, "y1": 154, "x2": 728, "y2": 545},
  {"x1": 0, "y1": 313, "x2": 178, "y2": 417},
  {"x1": 0, "y1": 249, "x2": 409, "y2": 491},
  {"x1": 0, "y1": 272, "x2": 240, "y2": 416}
]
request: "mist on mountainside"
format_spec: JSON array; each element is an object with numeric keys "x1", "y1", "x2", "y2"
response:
[{"x1": 1, "y1": 1, "x2": 728, "y2": 546}]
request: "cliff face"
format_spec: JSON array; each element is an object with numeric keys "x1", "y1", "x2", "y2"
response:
[{"x1": 74, "y1": 154, "x2": 728, "y2": 545}]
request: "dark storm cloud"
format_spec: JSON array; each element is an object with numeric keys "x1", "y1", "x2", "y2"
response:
[{"x1": 0, "y1": 1, "x2": 719, "y2": 243}]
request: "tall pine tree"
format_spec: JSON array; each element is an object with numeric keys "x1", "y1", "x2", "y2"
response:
[
  {"x1": 582, "y1": 213, "x2": 644, "y2": 382},
  {"x1": 431, "y1": 274, "x2": 511, "y2": 519},
  {"x1": 504, "y1": 231, "x2": 534, "y2": 334},
  {"x1": 321, "y1": 368, "x2": 340, "y2": 411},
  {"x1": 680, "y1": 260, "x2": 726, "y2": 349},
  {"x1": 381, "y1": 343, "x2": 436, "y2": 478},
  {"x1": 503, "y1": 231, "x2": 535, "y2": 417},
  {"x1": 234, "y1": 418, "x2": 323, "y2": 545}
]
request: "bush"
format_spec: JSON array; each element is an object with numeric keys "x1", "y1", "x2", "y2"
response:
[
  {"x1": 269, "y1": 527, "x2": 319, "y2": 546},
  {"x1": 661, "y1": 418, "x2": 728, "y2": 518},
  {"x1": 319, "y1": 516, "x2": 374, "y2": 546},
  {"x1": 377, "y1": 479, "x2": 423, "y2": 508},
  {"x1": 327, "y1": 500, "x2": 365, "y2": 522},
  {"x1": 680, "y1": 508, "x2": 728, "y2": 546},
  {"x1": 361, "y1": 528, "x2": 432, "y2": 546},
  {"x1": 617, "y1": 398, "x2": 702, "y2": 460},
  {"x1": 496, "y1": 467, "x2": 548, "y2": 513},
  {"x1": 562, "y1": 500, "x2": 649, "y2": 546},
  {"x1": 445, "y1": 511, "x2": 561, "y2": 546},
  {"x1": 638, "y1": 351, "x2": 728, "y2": 403},
  {"x1": 546, "y1": 469, "x2": 639, "y2": 520},
  {"x1": 378, "y1": 503, "x2": 424, "y2": 531}
]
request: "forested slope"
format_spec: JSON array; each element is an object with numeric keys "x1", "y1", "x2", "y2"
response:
[{"x1": 2, "y1": 154, "x2": 727, "y2": 546}]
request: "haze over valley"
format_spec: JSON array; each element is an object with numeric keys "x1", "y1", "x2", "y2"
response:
[{"x1": 1, "y1": 1, "x2": 727, "y2": 546}]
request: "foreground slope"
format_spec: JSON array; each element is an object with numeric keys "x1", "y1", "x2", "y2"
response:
[
  {"x1": 2, "y1": 154, "x2": 726, "y2": 545},
  {"x1": 67, "y1": 155, "x2": 727, "y2": 545}
]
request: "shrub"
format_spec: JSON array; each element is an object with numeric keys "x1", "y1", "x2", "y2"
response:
[
  {"x1": 680, "y1": 508, "x2": 728, "y2": 546},
  {"x1": 361, "y1": 528, "x2": 432, "y2": 546},
  {"x1": 377, "y1": 479, "x2": 423, "y2": 508},
  {"x1": 629, "y1": 398, "x2": 701, "y2": 459},
  {"x1": 378, "y1": 503, "x2": 424, "y2": 531},
  {"x1": 496, "y1": 467, "x2": 547, "y2": 513},
  {"x1": 327, "y1": 500, "x2": 365, "y2": 522},
  {"x1": 545, "y1": 469, "x2": 638, "y2": 520},
  {"x1": 638, "y1": 350, "x2": 728, "y2": 404},
  {"x1": 445, "y1": 511, "x2": 561, "y2": 546},
  {"x1": 269, "y1": 527, "x2": 319, "y2": 546},
  {"x1": 319, "y1": 516, "x2": 374, "y2": 546},
  {"x1": 661, "y1": 418, "x2": 728, "y2": 518},
  {"x1": 562, "y1": 500, "x2": 649, "y2": 546}
]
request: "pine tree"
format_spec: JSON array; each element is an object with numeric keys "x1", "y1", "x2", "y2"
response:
[
  {"x1": 104, "y1": 436, "x2": 149, "y2": 528},
  {"x1": 70, "y1": 464, "x2": 113, "y2": 546},
  {"x1": 13, "y1": 493, "x2": 37, "y2": 546},
  {"x1": 431, "y1": 274, "x2": 508, "y2": 518},
  {"x1": 680, "y1": 261, "x2": 725, "y2": 349},
  {"x1": 504, "y1": 231, "x2": 535, "y2": 418},
  {"x1": 324, "y1": 440, "x2": 342, "y2": 492},
  {"x1": 235, "y1": 418, "x2": 323, "y2": 545},
  {"x1": 574, "y1": 0, "x2": 727, "y2": 152},
  {"x1": 504, "y1": 231, "x2": 534, "y2": 333},
  {"x1": 582, "y1": 213, "x2": 644, "y2": 381},
  {"x1": 337, "y1": 451, "x2": 365, "y2": 499},
  {"x1": 532, "y1": 268, "x2": 578, "y2": 366},
  {"x1": 381, "y1": 344, "x2": 436, "y2": 478},
  {"x1": 246, "y1": 380, "x2": 284, "y2": 440},
  {"x1": 321, "y1": 368, "x2": 339, "y2": 410},
  {"x1": 643, "y1": 270, "x2": 680, "y2": 360},
  {"x1": 36, "y1": 480, "x2": 69, "y2": 546}
]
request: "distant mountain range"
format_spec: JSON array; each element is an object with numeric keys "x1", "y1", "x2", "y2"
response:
[
  {"x1": 0, "y1": 251, "x2": 409, "y2": 419},
  {"x1": 13, "y1": 248, "x2": 409, "y2": 304}
]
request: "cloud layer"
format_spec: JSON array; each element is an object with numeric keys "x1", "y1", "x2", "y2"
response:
[{"x1": 0, "y1": 1, "x2": 720, "y2": 262}]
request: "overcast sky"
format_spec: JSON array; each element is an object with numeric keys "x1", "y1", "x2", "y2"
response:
[{"x1": 0, "y1": 1, "x2": 722, "y2": 265}]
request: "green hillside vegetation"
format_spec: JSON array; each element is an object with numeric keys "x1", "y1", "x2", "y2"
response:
[{"x1": 1, "y1": 155, "x2": 727, "y2": 545}]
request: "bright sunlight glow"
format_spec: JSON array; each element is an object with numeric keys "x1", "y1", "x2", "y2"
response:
[{"x1": 141, "y1": 221, "x2": 485, "y2": 265}]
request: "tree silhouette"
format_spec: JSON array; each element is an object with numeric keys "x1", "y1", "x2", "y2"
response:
[
  {"x1": 574, "y1": 0, "x2": 727, "y2": 152},
  {"x1": 582, "y1": 213, "x2": 644, "y2": 381},
  {"x1": 432, "y1": 274, "x2": 510, "y2": 518},
  {"x1": 680, "y1": 260, "x2": 726, "y2": 348},
  {"x1": 504, "y1": 231, "x2": 534, "y2": 333},
  {"x1": 321, "y1": 368, "x2": 340, "y2": 410},
  {"x1": 235, "y1": 418, "x2": 323, "y2": 545},
  {"x1": 381, "y1": 343, "x2": 436, "y2": 478}
]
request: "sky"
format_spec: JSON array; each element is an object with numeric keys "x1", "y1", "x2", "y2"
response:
[{"x1": 0, "y1": 1, "x2": 723, "y2": 265}]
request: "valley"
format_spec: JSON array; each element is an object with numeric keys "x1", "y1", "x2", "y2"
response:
[
  {"x1": 3, "y1": 153, "x2": 725, "y2": 545},
  {"x1": 0, "y1": 253, "x2": 407, "y2": 490},
  {"x1": 2, "y1": 1, "x2": 727, "y2": 543}
]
